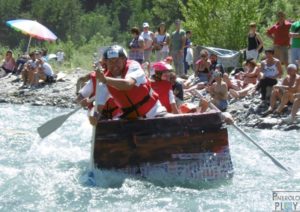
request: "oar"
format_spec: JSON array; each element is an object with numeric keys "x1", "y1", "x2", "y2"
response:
[
  {"x1": 232, "y1": 123, "x2": 293, "y2": 176},
  {"x1": 192, "y1": 89, "x2": 294, "y2": 176},
  {"x1": 37, "y1": 106, "x2": 82, "y2": 138}
]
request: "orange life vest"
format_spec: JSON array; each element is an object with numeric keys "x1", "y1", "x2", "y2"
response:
[
  {"x1": 89, "y1": 71, "x2": 120, "y2": 119},
  {"x1": 105, "y1": 60, "x2": 159, "y2": 119},
  {"x1": 151, "y1": 80, "x2": 172, "y2": 113}
]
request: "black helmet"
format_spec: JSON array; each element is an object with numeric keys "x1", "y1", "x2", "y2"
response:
[{"x1": 103, "y1": 45, "x2": 127, "y2": 59}]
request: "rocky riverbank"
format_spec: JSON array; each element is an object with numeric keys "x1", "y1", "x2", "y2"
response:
[{"x1": 1, "y1": 72, "x2": 299, "y2": 130}]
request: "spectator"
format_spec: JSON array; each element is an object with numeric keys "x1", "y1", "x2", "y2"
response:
[
  {"x1": 263, "y1": 64, "x2": 300, "y2": 116},
  {"x1": 246, "y1": 22, "x2": 263, "y2": 60},
  {"x1": 229, "y1": 59, "x2": 261, "y2": 99},
  {"x1": 208, "y1": 53, "x2": 225, "y2": 85},
  {"x1": 169, "y1": 72, "x2": 184, "y2": 105},
  {"x1": 0, "y1": 50, "x2": 16, "y2": 76},
  {"x1": 256, "y1": 48, "x2": 282, "y2": 101},
  {"x1": 56, "y1": 49, "x2": 64, "y2": 66},
  {"x1": 283, "y1": 93, "x2": 300, "y2": 124},
  {"x1": 31, "y1": 58, "x2": 55, "y2": 86},
  {"x1": 153, "y1": 22, "x2": 170, "y2": 62},
  {"x1": 41, "y1": 48, "x2": 49, "y2": 62},
  {"x1": 141, "y1": 22, "x2": 154, "y2": 63},
  {"x1": 290, "y1": 19, "x2": 300, "y2": 67},
  {"x1": 129, "y1": 27, "x2": 145, "y2": 64},
  {"x1": 194, "y1": 50, "x2": 211, "y2": 84},
  {"x1": 184, "y1": 30, "x2": 192, "y2": 74},
  {"x1": 21, "y1": 52, "x2": 36, "y2": 87},
  {"x1": 207, "y1": 71, "x2": 228, "y2": 111},
  {"x1": 266, "y1": 11, "x2": 291, "y2": 68},
  {"x1": 170, "y1": 19, "x2": 186, "y2": 78}
]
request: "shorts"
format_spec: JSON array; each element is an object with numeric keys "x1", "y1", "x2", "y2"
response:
[
  {"x1": 216, "y1": 100, "x2": 228, "y2": 111},
  {"x1": 274, "y1": 45, "x2": 288, "y2": 64}
]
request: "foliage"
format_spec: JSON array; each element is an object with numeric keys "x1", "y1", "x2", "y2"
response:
[{"x1": 1, "y1": 0, "x2": 300, "y2": 71}]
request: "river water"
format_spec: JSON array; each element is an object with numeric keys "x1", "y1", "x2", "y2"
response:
[{"x1": 0, "y1": 104, "x2": 299, "y2": 211}]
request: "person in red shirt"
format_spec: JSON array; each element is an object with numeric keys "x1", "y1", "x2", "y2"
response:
[
  {"x1": 151, "y1": 61, "x2": 179, "y2": 114},
  {"x1": 266, "y1": 11, "x2": 291, "y2": 68}
]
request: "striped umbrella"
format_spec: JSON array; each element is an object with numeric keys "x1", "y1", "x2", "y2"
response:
[{"x1": 6, "y1": 19, "x2": 57, "y2": 53}]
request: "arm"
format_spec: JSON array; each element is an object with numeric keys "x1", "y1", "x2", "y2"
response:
[
  {"x1": 181, "y1": 34, "x2": 186, "y2": 52},
  {"x1": 169, "y1": 90, "x2": 179, "y2": 114},
  {"x1": 276, "y1": 61, "x2": 283, "y2": 78},
  {"x1": 255, "y1": 33, "x2": 264, "y2": 51},
  {"x1": 266, "y1": 27, "x2": 275, "y2": 40},
  {"x1": 102, "y1": 75, "x2": 136, "y2": 91},
  {"x1": 289, "y1": 32, "x2": 300, "y2": 38}
]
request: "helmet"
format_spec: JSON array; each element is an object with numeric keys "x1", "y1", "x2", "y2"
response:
[
  {"x1": 103, "y1": 45, "x2": 128, "y2": 59},
  {"x1": 152, "y1": 61, "x2": 173, "y2": 72}
]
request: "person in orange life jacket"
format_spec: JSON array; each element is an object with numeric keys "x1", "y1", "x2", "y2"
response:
[
  {"x1": 76, "y1": 59, "x2": 121, "y2": 124},
  {"x1": 151, "y1": 61, "x2": 179, "y2": 114},
  {"x1": 94, "y1": 45, "x2": 167, "y2": 121}
]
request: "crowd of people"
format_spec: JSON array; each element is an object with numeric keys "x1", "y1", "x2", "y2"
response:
[
  {"x1": 0, "y1": 48, "x2": 64, "y2": 88},
  {"x1": 77, "y1": 13, "x2": 300, "y2": 126}
]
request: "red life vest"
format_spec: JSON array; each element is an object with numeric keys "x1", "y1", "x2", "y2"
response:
[
  {"x1": 151, "y1": 80, "x2": 172, "y2": 112},
  {"x1": 105, "y1": 60, "x2": 159, "y2": 119},
  {"x1": 89, "y1": 71, "x2": 120, "y2": 119}
]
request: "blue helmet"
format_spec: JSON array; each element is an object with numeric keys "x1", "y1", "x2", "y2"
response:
[{"x1": 103, "y1": 45, "x2": 127, "y2": 59}]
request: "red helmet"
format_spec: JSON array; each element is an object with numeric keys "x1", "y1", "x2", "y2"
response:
[{"x1": 152, "y1": 61, "x2": 173, "y2": 72}]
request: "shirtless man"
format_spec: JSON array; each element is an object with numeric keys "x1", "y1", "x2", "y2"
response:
[
  {"x1": 263, "y1": 64, "x2": 300, "y2": 115},
  {"x1": 207, "y1": 71, "x2": 228, "y2": 111}
]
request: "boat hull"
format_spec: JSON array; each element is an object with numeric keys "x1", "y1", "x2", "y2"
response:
[{"x1": 93, "y1": 112, "x2": 234, "y2": 181}]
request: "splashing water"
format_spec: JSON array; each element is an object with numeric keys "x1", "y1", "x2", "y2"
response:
[{"x1": 0, "y1": 104, "x2": 299, "y2": 211}]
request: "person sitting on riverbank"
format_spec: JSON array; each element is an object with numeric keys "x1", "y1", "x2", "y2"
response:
[
  {"x1": 169, "y1": 72, "x2": 184, "y2": 106},
  {"x1": 151, "y1": 61, "x2": 179, "y2": 114},
  {"x1": 94, "y1": 45, "x2": 167, "y2": 121},
  {"x1": 207, "y1": 71, "x2": 228, "y2": 111},
  {"x1": 183, "y1": 50, "x2": 211, "y2": 89},
  {"x1": 31, "y1": 58, "x2": 55, "y2": 86},
  {"x1": 262, "y1": 64, "x2": 300, "y2": 116},
  {"x1": 256, "y1": 48, "x2": 282, "y2": 102},
  {"x1": 229, "y1": 59, "x2": 260, "y2": 99},
  {"x1": 0, "y1": 50, "x2": 16, "y2": 77},
  {"x1": 283, "y1": 93, "x2": 300, "y2": 124},
  {"x1": 21, "y1": 52, "x2": 36, "y2": 87}
]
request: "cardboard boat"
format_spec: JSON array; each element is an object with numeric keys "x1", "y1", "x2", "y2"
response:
[{"x1": 92, "y1": 110, "x2": 234, "y2": 181}]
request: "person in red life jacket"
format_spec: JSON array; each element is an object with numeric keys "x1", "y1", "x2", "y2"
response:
[
  {"x1": 94, "y1": 45, "x2": 167, "y2": 121},
  {"x1": 151, "y1": 61, "x2": 179, "y2": 114},
  {"x1": 76, "y1": 59, "x2": 121, "y2": 124}
]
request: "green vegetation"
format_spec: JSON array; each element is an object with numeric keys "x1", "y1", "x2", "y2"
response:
[{"x1": 0, "y1": 0, "x2": 299, "y2": 72}]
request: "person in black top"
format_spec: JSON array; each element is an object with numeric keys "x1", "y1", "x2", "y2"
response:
[
  {"x1": 246, "y1": 22, "x2": 264, "y2": 60},
  {"x1": 170, "y1": 72, "x2": 184, "y2": 102}
]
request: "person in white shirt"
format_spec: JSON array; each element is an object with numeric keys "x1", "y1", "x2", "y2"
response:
[{"x1": 141, "y1": 22, "x2": 154, "y2": 63}]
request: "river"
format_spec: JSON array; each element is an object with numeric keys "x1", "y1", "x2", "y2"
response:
[{"x1": 0, "y1": 104, "x2": 299, "y2": 211}]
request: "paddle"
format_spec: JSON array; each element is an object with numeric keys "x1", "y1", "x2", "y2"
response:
[
  {"x1": 192, "y1": 89, "x2": 294, "y2": 175},
  {"x1": 37, "y1": 106, "x2": 82, "y2": 138}
]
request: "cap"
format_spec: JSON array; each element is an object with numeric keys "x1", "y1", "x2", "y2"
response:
[
  {"x1": 152, "y1": 61, "x2": 173, "y2": 72},
  {"x1": 103, "y1": 45, "x2": 128, "y2": 59},
  {"x1": 143, "y1": 22, "x2": 149, "y2": 28}
]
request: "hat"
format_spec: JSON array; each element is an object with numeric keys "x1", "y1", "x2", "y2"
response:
[
  {"x1": 143, "y1": 22, "x2": 149, "y2": 28},
  {"x1": 152, "y1": 61, "x2": 173, "y2": 72}
]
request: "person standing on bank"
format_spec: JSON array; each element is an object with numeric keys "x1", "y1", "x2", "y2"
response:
[
  {"x1": 95, "y1": 45, "x2": 167, "y2": 121},
  {"x1": 153, "y1": 22, "x2": 170, "y2": 62},
  {"x1": 128, "y1": 27, "x2": 145, "y2": 64},
  {"x1": 184, "y1": 30, "x2": 192, "y2": 75},
  {"x1": 246, "y1": 22, "x2": 264, "y2": 60},
  {"x1": 266, "y1": 11, "x2": 291, "y2": 68},
  {"x1": 290, "y1": 19, "x2": 300, "y2": 68},
  {"x1": 141, "y1": 22, "x2": 154, "y2": 63},
  {"x1": 170, "y1": 19, "x2": 186, "y2": 78}
]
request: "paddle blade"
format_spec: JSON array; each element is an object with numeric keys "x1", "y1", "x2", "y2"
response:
[{"x1": 37, "y1": 107, "x2": 81, "y2": 138}]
